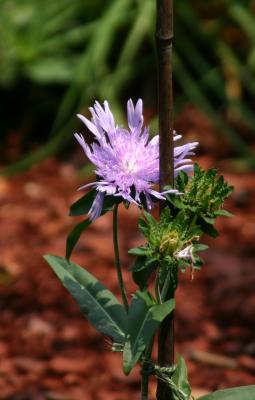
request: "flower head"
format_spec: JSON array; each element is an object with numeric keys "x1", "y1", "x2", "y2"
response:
[{"x1": 75, "y1": 99, "x2": 198, "y2": 220}]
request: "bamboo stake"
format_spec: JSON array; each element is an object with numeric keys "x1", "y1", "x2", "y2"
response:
[
  {"x1": 156, "y1": 1, "x2": 175, "y2": 399},
  {"x1": 156, "y1": 0, "x2": 174, "y2": 189}
]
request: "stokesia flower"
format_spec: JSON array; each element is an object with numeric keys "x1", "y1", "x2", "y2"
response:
[{"x1": 75, "y1": 99, "x2": 198, "y2": 220}]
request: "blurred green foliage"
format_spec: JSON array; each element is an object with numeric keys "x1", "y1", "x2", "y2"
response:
[{"x1": 1, "y1": 0, "x2": 255, "y2": 174}]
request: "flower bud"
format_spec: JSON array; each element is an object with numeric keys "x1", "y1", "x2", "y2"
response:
[{"x1": 159, "y1": 230, "x2": 180, "y2": 256}]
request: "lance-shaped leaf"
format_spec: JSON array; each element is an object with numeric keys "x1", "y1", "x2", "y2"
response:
[
  {"x1": 123, "y1": 291, "x2": 175, "y2": 375},
  {"x1": 67, "y1": 191, "x2": 122, "y2": 257},
  {"x1": 66, "y1": 219, "x2": 91, "y2": 259},
  {"x1": 70, "y1": 189, "x2": 96, "y2": 216},
  {"x1": 130, "y1": 257, "x2": 158, "y2": 290},
  {"x1": 128, "y1": 246, "x2": 152, "y2": 256},
  {"x1": 44, "y1": 255, "x2": 127, "y2": 344},
  {"x1": 214, "y1": 209, "x2": 233, "y2": 218},
  {"x1": 198, "y1": 385, "x2": 255, "y2": 400},
  {"x1": 171, "y1": 355, "x2": 191, "y2": 400},
  {"x1": 70, "y1": 189, "x2": 121, "y2": 217}
]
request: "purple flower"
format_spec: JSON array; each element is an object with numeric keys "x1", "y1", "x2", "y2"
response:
[{"x1": 75, "y1": 99, "x2": 198, "y2": 220}]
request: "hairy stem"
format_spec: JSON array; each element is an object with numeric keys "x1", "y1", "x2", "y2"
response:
[{"x1": 113, "y1": 204, "x2": 129, "y2": 313}]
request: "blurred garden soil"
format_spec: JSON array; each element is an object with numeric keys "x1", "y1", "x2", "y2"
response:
[{"x1": 0, "y1": 141, "x2": 255, "y2": 398}]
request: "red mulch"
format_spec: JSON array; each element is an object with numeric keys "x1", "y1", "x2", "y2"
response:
[{"x1": 0, "y1": 155, "x2": 254, "y2": 399}]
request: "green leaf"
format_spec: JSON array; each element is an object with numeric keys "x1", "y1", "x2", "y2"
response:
[
  {"x1": 69, "y1": 190, "x2": 96, "y2": 216},
  {"x1": 44, "y1": 255, "x2": 127, "y2": 343},
  {"x1": 128, "y1": 246, "x2": 151, "y2": 256},
  {"x1": 129, "y1": 256, "x2": 147, "y2": 272},
  {"x1": 166, "y1": 193, "x2": 186, "y2": 209},
  {"x1": 174, "y1": 171, "x2": 189, "y2": 193},
  {"x1": 66, "y1": 219, "x2": 91, "y2": 259},
  {"x1": 132, "y1": 258, "x2": 158, "y2": 290},
  {"x1": 201, "y1": 215, "x2": 216, "y2": 224},
  {"x1": 123, "y1": 200, "x2": 130, "y2": 210},
  {"x1": 172, "y1": 355, "x2": 191, "y2": 400},
  {"x1": 70, "y1": 190, "x2": 121, "y2": 217},
  {"x1": 214, "y1": 209, "x2": 233, "y2": 218},
  {"x1": 129, "y1": 256, "x2": 157, "y2": 272},
  {"x1": 138, "y1": 217, "x2": 150, "y2": 237},
  {"x1": 102, "y1": 195, "x2": 122, "y2": 212},
  {"x1": 144, "y1": 211, "x2": 158, "y2": 226},
  {"x1": 189, "y1": 226, "x2": 203, "y2": 237},
  {"x1": 198, "y1": 218, "x2": 219, "y2": 238},
  {"x1": 193, "y1": 244, "x2": 208, "y2": 252},
  {"x1": 198, "y1": 385, "x2": 255, "y2": 400},
  {"x1": 194, "y1": 163, "x2": 200, "y2": 175},
  {"x1": 123, "y1": 291, "x2": 175, "y2": 375}
]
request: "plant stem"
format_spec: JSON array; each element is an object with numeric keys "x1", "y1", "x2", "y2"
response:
[
  {"x1": 113, "y1": 204, "x2": 129, "y2": 313},
  {"x1": 141, "y1": 369, "x2": 149, "y2": 400},
  {"x1": 141, "y1": 339, "x2": 154, "y2": 400},
  {"x1": 156, "y1": 1, "x2": 175, "y2": 399},
  {"x1": 155, "y1": 270, "x2": 162, "y2": 303},
  {"x1": 157, "y1": 288, "x2": 175, "y2": 400},
  {"x1": 160, "y1": 270, "x2": 171, "y2": 302}
]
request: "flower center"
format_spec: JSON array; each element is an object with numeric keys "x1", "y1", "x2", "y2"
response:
[{"x1": 123, "y1": 158, "x2": 138, "y2": 174}]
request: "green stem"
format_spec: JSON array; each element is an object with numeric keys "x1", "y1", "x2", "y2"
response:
[
  {"x1": 155, "y1": 270, "x2": 161, "y2": 303},
  {"x1": 113, "y1": 204, "x2": 129, "y2": 313},
  {"x1": 141, "y1": 369, "x2": 149, "y2": 400},
  {"x1": 141, "y1": 339, "x2": 154, "y2": 400},
  {"x1": 160, "y1": 270, "x2": 171, "y2": 302}
]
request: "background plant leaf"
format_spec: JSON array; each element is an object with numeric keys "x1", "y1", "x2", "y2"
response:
[{"x1": 2, "y1": 0, "x2": 255, "y2": 176}]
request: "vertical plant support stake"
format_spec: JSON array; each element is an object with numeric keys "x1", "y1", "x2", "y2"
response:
[{"x1": 156, "y1": 1, "x2": 175, "y2": 399}]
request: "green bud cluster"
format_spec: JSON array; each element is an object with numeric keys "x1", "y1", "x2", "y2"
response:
[
  {"x1": 166, "y1": 164, "x2": 234, "y2": 237},
  {"x1": 129, "y1": 166, "x2": 233, "y2": 290}
]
